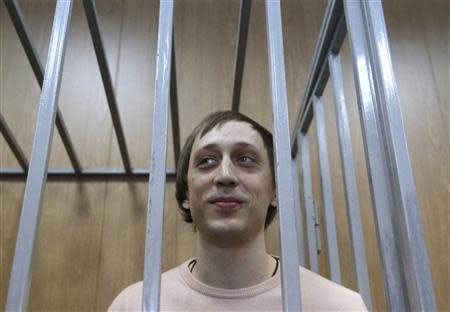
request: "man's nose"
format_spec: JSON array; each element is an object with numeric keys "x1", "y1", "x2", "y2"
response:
[{"x1": 214, "y1": 158, "x2": 238, "y2": 187}]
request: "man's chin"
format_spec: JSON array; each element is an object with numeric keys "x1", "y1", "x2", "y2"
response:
[{"x1": 200, "y1": 221, "x2": 248, "y2": 243}]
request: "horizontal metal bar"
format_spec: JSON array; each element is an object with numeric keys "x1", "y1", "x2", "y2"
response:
[
  {"x1": 6, "y1": 1, "x2": 73, "y2": 310},
  {"x1": 290, "y1": 0, "x2": 346, "y2": 156},
  {"x1": 0, "y1": 112, "x2": 28, "y2": 172},
  {"x1": 265, "y1": 1, "x2": 302, "y2": 310},
  {"x1": 328, "y1": 52, "x2": 372, "y2": 309},
  {"x1": 231, "y1": 0, "x2": 252, "y2": 112},
  {"x1": 142, "y1": 1, "x2": 174, "y2": 311},
  {"x1": 170, "y1": 33, "x2": 181, "y2": 167},
  {"x1": 82, "y1": 0, "x2": 132, "y2": 173},
  {"x1": 4, "y1": 0, "x2": 82, "y2": 173},
  {"x1": 0, "y1": 167, "x2": 177, "y2": 181}
]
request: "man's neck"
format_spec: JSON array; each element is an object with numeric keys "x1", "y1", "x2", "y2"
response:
[{"x1": 192, "y1": 233, "x2": 275, "y2": 289}]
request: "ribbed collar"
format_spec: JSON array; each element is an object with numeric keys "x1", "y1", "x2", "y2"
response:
[{"x1": 178, "y1": 258, "x2": 281, "y2": 299}]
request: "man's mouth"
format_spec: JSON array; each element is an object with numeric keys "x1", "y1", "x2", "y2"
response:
[{"x1": 208, "y1": 197, "x2": 244, "y2": 210}]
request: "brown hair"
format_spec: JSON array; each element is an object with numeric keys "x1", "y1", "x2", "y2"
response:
[{"x1": 175, "y1": 111, "x2": 277, "y2": 229}]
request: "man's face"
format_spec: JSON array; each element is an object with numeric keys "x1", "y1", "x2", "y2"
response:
[{"x1": 183, "y1": 120, "x2": 276, "y2": 244}]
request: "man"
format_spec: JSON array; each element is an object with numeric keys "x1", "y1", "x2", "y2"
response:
[{"x1": 109, "y1": 111, "x2": 367, "y2": 311}]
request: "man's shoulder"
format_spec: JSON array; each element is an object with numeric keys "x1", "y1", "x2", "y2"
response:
[
  {"x1": 107, "y1": 265, "x2": 182, "y2": 311},
  {"x1": 107, "y1": 281, "x2": 143, "y2": 311},
  {"x1": 299, "y1": 266, "x2": 367, "y2": 310}
]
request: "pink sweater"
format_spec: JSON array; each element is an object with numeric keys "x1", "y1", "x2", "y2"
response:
[{"x1": 108, "y1": 259, "x2": 367, "y2": 311}]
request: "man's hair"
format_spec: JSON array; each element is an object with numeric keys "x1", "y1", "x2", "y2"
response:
[{"x1": 175, "y1": 111, "x2": 277, "y2": 229}]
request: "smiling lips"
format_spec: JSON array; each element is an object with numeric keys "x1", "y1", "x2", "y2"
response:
[{"x1": 208, "y1": 196, "x2": 245, "y2": 210}]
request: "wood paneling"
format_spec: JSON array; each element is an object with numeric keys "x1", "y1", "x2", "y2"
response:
[{"x1": 1, "y1": 0, "x2": 448, "y2": 311}]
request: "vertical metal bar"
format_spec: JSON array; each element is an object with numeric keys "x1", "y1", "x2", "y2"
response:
[
  {"x1": 291, "y1": 157, "x2": 305, "y2": 266},
  {"x1": 3, "y1": 0, "x2": 81, "y2": 173},
  {"x1": 6, "y1": 1, "x2": 73, "y2": 310},
  {"x1": 265, "y1": 1, "x2": 302, "y2": 310},
  {"x1": 328, "y1": 52, "x2": 372, "y2": 308},
  {"x1": 346, "y1": 2, "x2": 406, "y2": 308},
  {"x1": 231, "y1": 0, "x2": 251, "y2": 112},
  {"x1": 299, "y1": 133, "x2": 319, "y2": 272},
  {"x1": 170, "y1": 33, "x2": 181, "y2": 167},
  {"x1": 364, "y1": 3, "x2": 437, "y2": 309},
  {"x1": 0, "y1": 113, "x2": 29, "y2": 172},
  {"x1": 312, "y1": 95, "x2": 341, "y2": 283},
  {"x1": 142, "y1": 1, "x2": 173, "y2": 311},
  {"x1": 82, "y1": 0, "x2": 132, "y2": 172},
  {"x1": 345, "y1": 1, "x2": 437, "y2": 310}
]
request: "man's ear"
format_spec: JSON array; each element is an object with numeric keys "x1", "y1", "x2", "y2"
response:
[
  {"x1": 182, "y1": 199, "x2": 190, "y2": 210},
  {"x1": 270, "y1": 192, "x2": 277, "y2": 207}
]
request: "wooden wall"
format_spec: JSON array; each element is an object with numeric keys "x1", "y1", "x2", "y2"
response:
[{"x1": 0, "y1": 0, "x2": 448, "y2": 311}]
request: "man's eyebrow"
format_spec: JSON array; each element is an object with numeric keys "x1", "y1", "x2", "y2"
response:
[
  {"x1": 195, "y1": 143, "x2": 219, "y2": 152},
  {"x1": 195, "y1": 142, "x2": 260, "y2": 153},
  {"x1": 233, "y1": 142, "x2": 260, "y2": 150}
]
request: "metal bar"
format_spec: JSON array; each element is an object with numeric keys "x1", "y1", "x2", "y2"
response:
[
  {"x1": 312, "y1": 95, "x2": 341, "y2": 283},
  {"x1": 170, "y1": 33, "x2": 181, "y2": 167},
  {"x1": 299, "y1": 133, "x2": 318, "y2": 272},
  {"x1": 231, "y1": 0, "x2": 251, "y2": 112},
  {"x1": 0, "y1": 167, "x2": 177, "y2": 181},
  {"x1": 142, "y1": 1, "x2": 173, "y2": 311},
  {"x1": 0, "y1": 113, "x2": 28, "y2": 172},
  {"x1": 4, "y1": 0, "x2": 82, "y2": 173},
  {"x1": 265, "y1": 1, "x2": 302, "y2": 310},
  {"x1": 345, "y1": 1, "x2": 423, "y2": 310},
  {"x1": 54, "y1": 112, "x2": 81, "y2": 172},
  {"x1": 328, "y1": 52, "x2": 372, "y2": 308},
  {"x1": 290, "y1": 0, "x2": 346, "y2": 156},
  {"x1": 345, "y1": 3, "x2": 406, "y2": 306},
  {"x1": 3, "y1": 0, "x2": 43, "y2": 84},
  {"x1": 6, "y1": 1, "x2": 73, "y2": 310},
  {"x1": 82, "y1": 0, "x2": 132, "y2": 173},
  {"x1": 291, "y1": 157, "x2": 305, "y2": 266},
  {"x1": 347, "y1": 1, "x2": 437, "y2": 310}
]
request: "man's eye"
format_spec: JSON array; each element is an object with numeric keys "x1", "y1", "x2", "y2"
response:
[
  {"x1": 238, "y1": 155, "x2": 255, "y2": 163},
  {"x1": 197, "y1": 157, "x2": 217, "y2": 167}
]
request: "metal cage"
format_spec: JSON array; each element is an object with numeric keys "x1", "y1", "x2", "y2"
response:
[{"x1": 2, "y1": 0, "x2": 436, "y2": 311}]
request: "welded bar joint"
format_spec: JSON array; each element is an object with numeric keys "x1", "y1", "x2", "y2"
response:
[
  {"x1": 142, "y1": 1, "x2": 174, "y2": 311},
  {"x1": 6, "y1": 1, "x2": 73, "y2": 310},
  {"x1": 265, "y1": 1, "x2": 302, "y2": 311}
]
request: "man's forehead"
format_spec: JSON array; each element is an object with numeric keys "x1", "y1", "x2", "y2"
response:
[{"x1": 193, "y1": 120, "x2": 263, "y2": 149}]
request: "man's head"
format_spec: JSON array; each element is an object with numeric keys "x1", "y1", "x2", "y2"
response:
[{"x1": 175, "y1": 111, "x2": 277, "y2": 232}]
